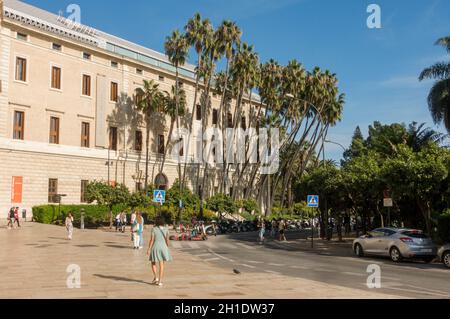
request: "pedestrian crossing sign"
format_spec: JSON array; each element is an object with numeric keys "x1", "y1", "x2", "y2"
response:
[
  {"x1": 153, "y1": 190, "x2": 166, "y2": 204},
  {"x1": 307, "y1": 195, "x2": 319, "y2": 207}
]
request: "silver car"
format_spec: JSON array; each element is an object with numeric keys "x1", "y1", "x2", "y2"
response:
[
  {"x1": 353, "y1": 228, "x2": 437, "y2": 263},
  {"x1": 437, "y1": 244, "x2": 450, "y2": 268}
]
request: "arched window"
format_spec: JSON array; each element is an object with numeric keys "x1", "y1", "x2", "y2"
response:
[{"x1": 154, "y1": 173, "x2": 168, "y2": 190}]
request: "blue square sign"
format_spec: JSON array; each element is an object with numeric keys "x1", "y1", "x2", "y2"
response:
[
  {"x1": 307, "y1": 195, "x2": 319, "y2": 208},
  {"x1": 153, "y1": 190, "x2": 166, "y2": 204}
]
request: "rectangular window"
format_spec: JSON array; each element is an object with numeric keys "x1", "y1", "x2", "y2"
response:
[
  {"x1": 83, "y1": 52, "x2": 91, "y2": 60},
  {"x1": 158, "y1": 134, "x2": 165, "y2": 155},
  {"x1": 82, "y1": 74, "x2": 91, "y2": 96},
  {"x1": 241, "y1": 116, "x2": 247, "y2": 130},
  {"x1": 80, "y1": 180, "x2": 88, "y2": 203},
  {"x1": 48, "y1": 178, "x2": 58, "y2": 203},
  {"x1": 178, "y1": 81, "x2": 184, "y2": 88},
  {"x1": 81, "y1": 122, "x2": 90, "y2": 148},
  {"x1": 13, "y1": 111, "x2": 25, "y2": 140},
  {"x1": 135, "y1": 182, "x2": 142, "y2": 192},
  {"x1": 196, "y1": 104, "x2": 202, "y2": 121},
  {"x1": 179, "y1": 138, "x2": 184, "y2": 157},
  {"x1": 11, "y1": 176, "x2": 23, "y2": 204},
  {"x1": 15, "y1": 57, "x2": 27, "y2": 82},
  {"x1": 17, "y1": 33, "x2": 27, "y2": 41},
  {"x1": 227, "y1": 113, "x2": 233, "y2": 128},
  {"x1": 111, "y1": 61, "x2": 118, "y2": 68},
  {"x1": 212, "y1": 109, "x2": 218, "y2": 125},
  {"x1": 136, "y1": 68, "x2": 143, "y2": 75},
  {"x1": 51, "y1": 66, "x2": 61, "y2": 89},
  {"x1": 158, "y1": 75, "x2": 165, "y2": 82},
  {"x1": 135, "y1": 130, "x2": 143, "y2": 152},
  {"x1": 52, "y1": 43, "x2": 62, "y2": 51},
  {"x1": 109, "y1": 127, "x2": 118, "y2": 151},
  {"x1": 110, "y1": 82, "x2": 118, "y2": 102},
  {"x1": 49, "y1": 117, "x2": 60, "y2": 144}
]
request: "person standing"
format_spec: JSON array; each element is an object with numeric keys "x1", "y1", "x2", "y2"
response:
[
  {"x1": 65, "y1": 212, "x2": 74, "y2": 240},
  {"x1": 147, "y1": 216, "x2": 172, "y2": 286},
  {"x1": 271, "y1": 220, "x2": 277, "y2": 238},
  {"x1": 278, "y1": 219, "x2": 286, "y2": 241},
  {"x1": 258, "y1": 218, "x2": 266, "y2": 244},
  {"x1": 115, "y1": 212, "x2": 122, "y2": 232}
]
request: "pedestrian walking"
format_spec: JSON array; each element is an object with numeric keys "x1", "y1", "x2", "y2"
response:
[
  {"x1": 258, "y1": 218, "x2": 266, "y2": 244},
  {"x1": 65, "y1": 212, "x2": 74, "y2": 240},
  {"x1": 13, "y1": 207, "x2": 21, "y2": 228},
  {"x1": 132, "y1": 214, "x2": 141, "y2": 249},
  {"x1": 147, "y1": 216, "x2": 172, "y2": 286},
  {"x1": 7, "y1": 207, "x2": 15, "y2": 229},
  {"x1": 278, "y1": 219, "x2": 286, "y2": 241},
  {"x1": 120, "y1": 211, "x2": 127, "y2": 233},
  {"x1": 138, "y1": 212, "x2": 145, "y2": 249}
]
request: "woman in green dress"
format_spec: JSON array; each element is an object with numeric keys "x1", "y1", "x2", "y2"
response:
[{"x1": 147, "y1": 216, "x2": 172, "y2": 286}]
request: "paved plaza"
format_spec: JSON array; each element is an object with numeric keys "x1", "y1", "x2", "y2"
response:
[{"x1": 0, "y1": 222, "x2": 402, "y2": 299}]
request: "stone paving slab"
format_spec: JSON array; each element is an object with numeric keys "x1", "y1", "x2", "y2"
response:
[{"x1": 0, "y1": 223, "x2": 402, "y2": 299}]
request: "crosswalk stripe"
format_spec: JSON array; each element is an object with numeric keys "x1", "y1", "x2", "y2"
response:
[
  {"x1": 187, "y1": 242, "x2": 200, "y2": 249},
  {"x1": 204, "y1": 257, "x2": 220, "y2": 262},
  {"x1": 219, "y1": 243, "x2": 238, "y2": 249},
  {"x1": 235, "y1": 243, "x2": 257, "y2": 250},
  {"x1": 239, "y1": 264, "x2": 256, "y2": 269}
]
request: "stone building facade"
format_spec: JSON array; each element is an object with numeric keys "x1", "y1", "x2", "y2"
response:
[{"x1": 0, "y1": 0, "x2": 261, "y2": 217}]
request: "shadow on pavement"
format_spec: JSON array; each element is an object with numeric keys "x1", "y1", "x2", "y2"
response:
[{"x1": 93, "y1": 274, "x2": 152, "y2": 285}]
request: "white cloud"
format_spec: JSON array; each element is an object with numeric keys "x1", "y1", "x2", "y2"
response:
[{"x1": 379, "y1": 76, "x2": 428, "y2": 89}]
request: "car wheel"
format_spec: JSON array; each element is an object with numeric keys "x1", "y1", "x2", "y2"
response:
[
  {"x1": 443, "y1": 252, "x2": 450, "y2": 269},
  {"x1": 390, "y1": 247, "x2": 403, "y2": 262},
  {"x1": 354, "y1": 244, "x2": 364, "y2": 257}
]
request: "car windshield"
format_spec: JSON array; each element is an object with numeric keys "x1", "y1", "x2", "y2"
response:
[{"x1": 402, "y1": 231, "x2": 429, "y2": 239}]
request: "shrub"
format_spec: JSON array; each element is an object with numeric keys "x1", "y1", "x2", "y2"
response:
[
  {"x1": 206, "y1": 194, "x2": 236, "y2": 216},
  {"x1": 238, "y1": 198, "x2": 261, "y2": 215},
  {"x1": 437, "y1": 209, "x2": 450, "y2": 243},
  {"x1": 32, "y1": 205, "x2": 117, "y2": 227}
]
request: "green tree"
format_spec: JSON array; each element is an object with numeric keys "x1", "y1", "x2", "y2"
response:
[
  {"x1": 85, "y1": 181, "x2": 130, "y2": 228},
  {"x1": 206, "y1": 194, "x2": 236, "y2": 218},
  {"x1": 135, "y1": 80, "x2": 165, "y2": 188},
  {"x1": 381, "y1": 144, "x2": 450, "y2": 235},
  {"x1": 419, "y1": 36, "x2": 450, "y2": 133}
]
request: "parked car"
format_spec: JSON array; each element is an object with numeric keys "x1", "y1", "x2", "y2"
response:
[
  {"x1": 353, "y1": 227, "x2": 437, "y2": 263},
  {"x1": 437, "y1": 244, "x2": 450, "y2": 268}
]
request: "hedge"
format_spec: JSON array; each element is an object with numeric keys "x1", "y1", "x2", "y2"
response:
[
  {"x1": 32, "y1": 204, "x2": 218, "y2": 227},
  {"x1": 32, "y1": 205, "x2": 127, "y2": 227}
]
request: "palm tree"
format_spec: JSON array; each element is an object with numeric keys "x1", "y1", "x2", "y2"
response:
[
  {"x1": 406, "y1": 121, "x2": 448, "y2": 152},
  {"x1": 159, "y1": 86, "x2": 187, "y2": 174},
  {"x1": 135, "y1": 80, "x2": 164, "y2": 189},
  {"x1": 419, "y1": 36, "x2": 450, "y2": 133},
  {"x1": 216, "y1": 20, "x2": 242, "y2": 193},
  {"x1": 182, "y1": 14, "x2": 213, "y2": 190},
  {"x1": 165, "y1": 30, "x2": 189, "y2": 208}
]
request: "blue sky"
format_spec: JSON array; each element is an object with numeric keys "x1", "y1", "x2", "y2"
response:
[{"x1": 24, "y1": 0, "x2": 450, "y2": 161}]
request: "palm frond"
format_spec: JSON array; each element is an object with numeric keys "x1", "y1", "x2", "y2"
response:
[{"x1": 419, "y1": 62, "x2": 450, "y2": 81}]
